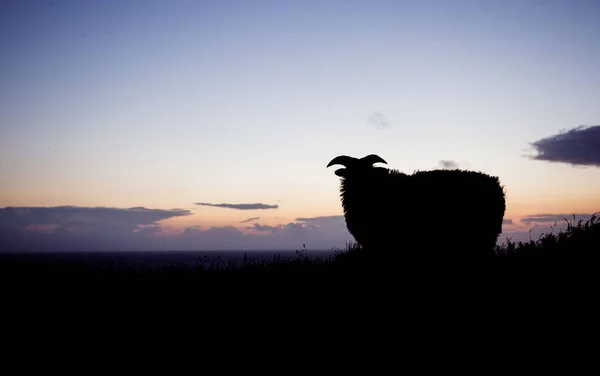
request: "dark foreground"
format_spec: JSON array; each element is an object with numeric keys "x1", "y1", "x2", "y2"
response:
[{"x1": 2, "y1": 216, "x2": 598, "y2": 351}]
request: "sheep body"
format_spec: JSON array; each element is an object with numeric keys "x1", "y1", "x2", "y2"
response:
[{"x1": 328, "y1": 155, "x2": 506, "y2": 260}]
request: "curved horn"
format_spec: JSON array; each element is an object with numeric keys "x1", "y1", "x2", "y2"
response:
[
  {"x1": 360, "y1": 154, "x2": 387, "y2": 165},
  {"x1": 327, "y1": 155, "x2": 358, "y2": 168}
]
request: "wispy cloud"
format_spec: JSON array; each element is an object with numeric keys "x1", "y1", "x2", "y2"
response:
[
  {"x1": 194, "y1": 203, "x2": 279, "y2": 210},
  {"x1": 248, "y1": 223, "x2": 281, "y2": 233},
  {"x1": 503, "y1": 219, "x2": 513, "y2": 225},
  {"x1": 296, "y1": 215, "x2": 346, "y2": 227},
  {"x1": 240, "y1": 217, "x2": 260, "y2": 223},
  {"x1": 527, "y1": 125, "x2": 600, "y2": 167},
  {"x1": 368, "y1": 112, "x2": 390, "y2": 130},
  {"x1": 438, "y1": 160, "x2": 459, "y2": 169},
  {"x1": 520, "y1": 213, "x2": 597, "y2": 225}
]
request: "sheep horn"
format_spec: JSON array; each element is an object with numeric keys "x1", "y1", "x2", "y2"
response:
[
  {"x1": 360, "y1": 154, "x2": 387, "y2": 165},
  {"x1": 327, "y1": 155, "x2": 359, "y2": 168}
]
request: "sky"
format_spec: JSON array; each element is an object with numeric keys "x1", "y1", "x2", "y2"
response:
[{"x1": 1, "y1": 0, "x2": 600, "y2": 251}]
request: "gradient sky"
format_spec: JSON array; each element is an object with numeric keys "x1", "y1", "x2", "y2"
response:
[{"x1": 1, "y1": 0, "x2": 600, "y2": 251}]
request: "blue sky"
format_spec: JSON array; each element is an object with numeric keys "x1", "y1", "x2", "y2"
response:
[{"x1": 1, "y1": 0, "x2": 599, "y2": 251}]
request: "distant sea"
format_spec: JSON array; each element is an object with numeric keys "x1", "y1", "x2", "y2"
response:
[{"x1": 0, "y1": 249, "x2": 340, "y2": 271}]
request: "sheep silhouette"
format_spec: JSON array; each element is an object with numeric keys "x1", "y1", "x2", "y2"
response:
[{"x1": 327, "y1": 154, "x2": 506, "y2": 261}]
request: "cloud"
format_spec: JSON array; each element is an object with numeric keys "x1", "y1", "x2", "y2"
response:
[
  {"x1": 0, "y1": 208, "x2": 354, "y2": 252},
  {"x1": 135, "y1": 225, "x2": 163, "y2": 236},
  {"x1": 0, "y1": 206, "x2": 190, "y2": 234},
  {"x1": 248, "y1": 223, "x2": 281, "y2": 233},
  {"x1": 178, "y1": 225, "x2": 263, "y2": 250},
  {"x1": 520, "y1": 213, "x2": 597, "y2": 225},
  {"x1": 296, "y1": 215, "x2": 346, "y2": 228},
  {"x1": 368, "y1": 112, "x2": 390, "y2": 129},
  {"x1": 240, "y1": 217, "x2": 260, "y2": 223},
  {"x1": 249, "y1": 216, "x2": 348, "y2": 234},
  {"x1": 0, "y1": 206, "x2": 192, "y2": 252},
  {"x1": 194, "y1": 203, "x2": 279, "y2": 210},
  {"x1": 13, "y1": 207, "x2": 581, "y2": 252},
  {"x1": 527, "y1": 125, "x2": 600, "y2": 167},
  {"x1": 182, "y1": 226, "x2": 202, "y2": 236},
  {"x1": 438, "y1": 160, "x2": 459, "y2": 169}
]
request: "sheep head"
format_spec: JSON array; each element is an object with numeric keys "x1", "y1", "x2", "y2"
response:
[{"x1": 327, "y1": 154, "x2": 388, "y2": 177}]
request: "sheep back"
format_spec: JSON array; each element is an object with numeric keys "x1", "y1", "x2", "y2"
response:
[{"x1": 337, "y1": 167, "x2": 506, "y2": 259}]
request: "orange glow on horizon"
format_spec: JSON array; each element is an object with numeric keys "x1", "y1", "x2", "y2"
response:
[{"x1": 4, "y1": 190, "x2": 599, "y2": 238}]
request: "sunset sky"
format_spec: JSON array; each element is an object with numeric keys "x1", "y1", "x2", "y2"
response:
[{"x1": 1, "y1": 0, "x2": 599, "y2": 251}]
